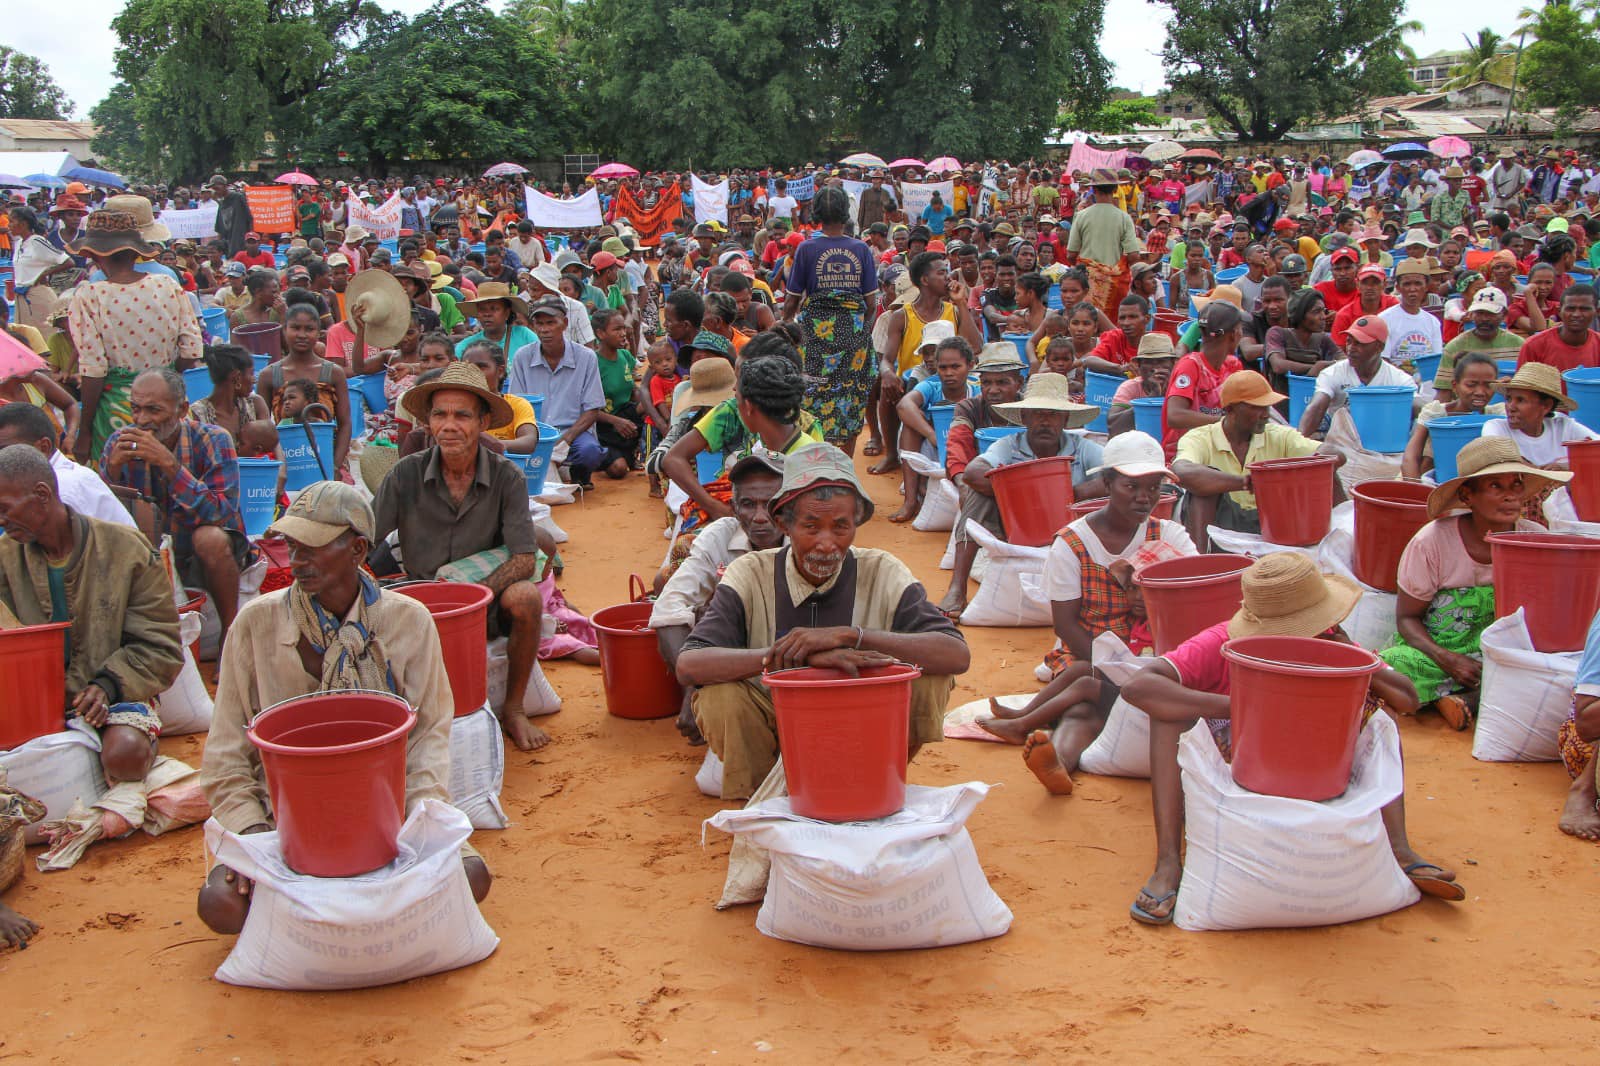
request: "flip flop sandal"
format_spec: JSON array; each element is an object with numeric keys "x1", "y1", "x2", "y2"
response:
[
  {"x1": 1130, "y1": 889, "x2": 1177, "y2": 926},
  {"x1": 1404, "y1": 862, "x2": 1467, "y2": 901},
  {"x1": 862, "y1": 440, "x2": 884, "y2": 457},
  {"x1": 1434, "y1": 696, "x2": 1472, "y2": 732}
]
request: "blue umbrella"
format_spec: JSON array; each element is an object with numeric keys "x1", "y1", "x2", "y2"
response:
[
  {"x1": 24, "y1": 173, "x2": 67, "y2": 190},
  {"x1": 1381, "y1": 142, "x2": 1431, "y2": 160},
  {"x1": 64, "y1": 165, "x2": 127, "y2": 189},
  {"x1": 0, "y1": 173, "x2": 32, "y2": 189}
]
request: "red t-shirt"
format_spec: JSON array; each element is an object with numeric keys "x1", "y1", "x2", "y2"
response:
[
  {"x1": 1218, "y1": 249, "x2": 1247, "y2": 269},
  {"x1": 233, "y1": 249, "x2": 277, "y2": 270},
  {"x1": 1162, "y1": 350, "x2": 1245, "y2": 456},
  {"x1": 1330, "y1": 295, "x2": 1397, "y2": 346},
  {"x1": 1460, "y1": 174, "x2": 1486, "y2": 206},
  {"x1": 1315, "y1": 280, "x2": 1361, "y2": 316},
  {"x1": 1518, "y1": 327, "x2": 1600, "y2": 373},
  {"x1": 648, "y1": 371, "x2": 681, "y2": 407},
  {"x1": 1089, "y1": 329, "x2": 1139, "y2": 366}
]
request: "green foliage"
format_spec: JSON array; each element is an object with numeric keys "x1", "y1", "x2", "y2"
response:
[
  {"x1": 0, "y1": 46, "x2": 72, "y2": 119},
  {"x1": 1522, "y1": 3, "x2": 1600, "y2": 114},
  {"x1": 308, "y1": 1, "x2": 580, "y2": 172},
  {"x1": 1080, "y1": 97, "x2": 1160, "y2": 134},
  {"x1": 1156, "y1": 0, "x2": 1418, "y2": 140},
  {"x1": 88, "y1": 84, "x2": 146, "y2": 178}
]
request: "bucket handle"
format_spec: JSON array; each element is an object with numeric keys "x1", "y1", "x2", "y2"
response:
[
  {"x1": 296, "y1": 405, "x2": 333, "y2": 482},
  {"x1": 629, "y1": 573, "x2": 651, "y2": 603}
]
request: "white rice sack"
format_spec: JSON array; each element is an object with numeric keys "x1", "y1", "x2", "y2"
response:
[
  {"x1": 1078, "y1": 697, "x2": 1152, "y2": 779},
  {"x1": 1473, "y1": 608, "x2": 1581, "y2": 763},
  {"x1": 485, "y1": 637, "x2": 562, "y2": 718},
  {"x1": 0, "y1": 721, "x2": 105, "y2": 825},
  {"x1": 1173, "y1": 713, "x2": 1420, "y2": 931},
  {"x1": 706, "y1": 782, "x2": 1012, "y2": 951},
  {"x1": 207, "y1": 799, "x2": 499, "y2": 991},
  {"x1": 1544, "y1": 487, "x2": 1600, "y2": 537},
  {"x1": 912, "y1": 474, "x2": 959, "y2": 533},
  {"x1": 1325, "y1": 408, "x2": 1405, "y2": 495},
  {"x1": 448, "y1": 705, "x2": 508, "y2": 829},
  {"x1": 695, "y1": 750, "x2": 724, "y2": 798},
  {"x1": 198, "y1": 556, "x2": 270, "y2": 660},
  {"x1": 960, "y1": 523, "x2": 1051, "y2": 627},
  {"x1": 157, "y1": 610, "x2": 214, "y2": 736}
]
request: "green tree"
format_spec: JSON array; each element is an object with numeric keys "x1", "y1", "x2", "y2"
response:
[
  {"x1": 1079, "y1": 96, "x2": 1160, "y2": 135},
  {"x1": 0, "y1": 46, "x2": 72, "y2": 119},
  {"x1": 1445, "y1": 29, "x2": 1507, "y2": 88},
  {"x1": 1156, "y1": 0, "x2": 1419, "y2": 140},
  {"x1": 309, "y1": 0, "x2": 580, "y2": 172},
  {"x1": 1521, "y1": 2, "x2": 1600, "y2": 119},
  {"x1": 96, "y1": 0, "x2": 385, "y2": 179},
  {"x1": 87, "y1": 84, "x2": 146, "y2": 178}
]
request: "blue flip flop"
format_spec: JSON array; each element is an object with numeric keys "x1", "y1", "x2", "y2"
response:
[{"x1": 1130, "y1": 889, "x2": 1177, "y2": 925}]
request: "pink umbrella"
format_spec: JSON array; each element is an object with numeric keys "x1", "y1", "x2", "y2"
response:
[
  {"x1": 1428, "y1": 135, "x2": 1472, "y2": 160},
  {"x1": 483, "y1": 162, "x2": 527, "y2": 177},
  {"x1": 590, "y1": 162, "x2": 639, "y2": 180},
  {"x1": 888, "y1": 157, "x2": 926, "y2": 170},
  {"x1": 274, "y1": 170, "x2": 317, "y2": 185},
  {"x1": 926, "y1": 156, "x2": 962, "y2": 173},
  {"x1": 0, "y1": 331, "x2": 48, "y2": 383}
]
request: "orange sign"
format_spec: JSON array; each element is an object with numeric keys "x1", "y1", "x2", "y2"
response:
[{"x1": 245, "y1": 185, "x2": 296, "y2": 234}]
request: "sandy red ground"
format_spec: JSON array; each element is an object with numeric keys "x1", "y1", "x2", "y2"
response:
[{"x1": 4, "y1": 454, "x2": 1600, "y2": 1063}]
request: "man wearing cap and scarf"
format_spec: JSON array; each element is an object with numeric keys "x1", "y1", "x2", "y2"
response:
[
  {"x1": 1122, "y1": 552, "x2": 1463, "y2": 925},
  {"x1": 677, "y1": 442, "x2": 969, "y2": 799},
  {"x1": 198, "y1": 481, "x2": 492, "y2": 934},
  {"x1": 373, "y1": 363, "x2": 553, "y2": 752},
  {"x1": 208, "y1": 175, "x2": 253, "y2": 257}
]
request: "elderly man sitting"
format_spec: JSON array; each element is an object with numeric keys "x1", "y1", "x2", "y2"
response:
[
  {"x1": 676, "y1": 442, "x2": 970, "y2": 800},
  {"x1": 197, "y1": 483, "x2": 491, "y2": 935},
  {"x1": 98, "y1": 367, "x2": 255, "y2": 646},
  {"x1": 650, "y1": 452, "x2": 786, "y2": 746},
  {"x1": 0, "y1": 444, "x2": 184, "y2": 948},
  {"x1": 373, "y1": 362, "x2": 553, "y2": 752}
]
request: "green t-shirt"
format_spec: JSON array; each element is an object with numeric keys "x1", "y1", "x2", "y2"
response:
[
  {"x1": 596, "y1": 349, "x2": 637, "y2": 412},
  {"x1": 693, "y1": 399, "x2": 823, "y2": 457},
  {"x1": 1168, "y1": 241, "x2": 1188, "y2": 272},
  {"x1": 1436, "y1": 328, "x2": 1525, "y2": 388},
  {"x1": 298, "y1": 201, "x2": 323, "y2": 238}
]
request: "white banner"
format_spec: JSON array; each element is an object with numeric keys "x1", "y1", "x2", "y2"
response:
[
  {"x1": 900, "y1": 180, "x2": 955, "y2": 223},
  {"x1": 157, "y1": 202, "x2": 218, "y2": 241},
  {"x1": 346, "y1": 192, "x2": 403, "y2": 242},
  {"x1": 691, "y1": 175, "x2": 728, "y2": 224},
  {"x1": 523, "y1": 186, "x2": 603, "y2": 229}
]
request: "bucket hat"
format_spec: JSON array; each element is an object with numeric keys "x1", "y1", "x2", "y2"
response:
[
  {"x1": 1427, "y1": 436, "x2": 1571, "y2": 519},
  {"x1": 771, "y1": 441, "x2": 875, "y2": 523},
  {"x1": 993, "y1": 372, "x2": 1101, "y2": 429},
  {"x1": 401, "y1": 361, "x2": 513, "y2": 429},
  {"x1": 1134, "y1": 333, "x2": 1176, "y2": 360},
  {"x1": 456, "y1": 281, "x2": 529, "y2": 319},
  {"x1": 1228, "y1": 553, "x2": 1362, "y2": 638},
  {"x1": 104, "y1": 193, "x2": 171, "y2": 242},
  {"x1": 1501, "y1": 361, "x2": 1577, "y2": 413},
  {"x1": 686, "y1": 329, "x2": 734, "y2": 360},
  {"x1": 917, "y1": 320, "x2": 957, "y2": 353},
  {"x1": 342, "y1": 225, "x2": 371, "y2": 244},
  {"x1": 66, "y1": 210, "x2": 160, "y2": 259},
  {"x1": 974, "y1": 340, "x2": 1028, "y2": 373}
]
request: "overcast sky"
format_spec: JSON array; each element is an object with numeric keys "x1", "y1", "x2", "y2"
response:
[{"x1": 13, "y1": 1, "x2": 1518, "y2": 122}]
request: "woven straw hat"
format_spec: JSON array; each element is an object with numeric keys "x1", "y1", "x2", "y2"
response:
[
  {"x1": 1426, "y1": 436, "x2": 1571, "y2": 519},
  {"x1": 1228, "y1": 552, "x2": 1362, "y2": 639},
  {"x1": 1501, "y1": 361, "x2": 1577, "y2": 413},
  {"x1": 993, "y1": 372, "x2": 1101, "y2": 429},
  {"x1": 401, "y1": 361, "x2": 513, "y2": 429}
]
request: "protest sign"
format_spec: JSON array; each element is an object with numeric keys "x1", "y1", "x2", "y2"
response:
[{"x1": 244, "y1": 186, "x2": 296, "y2": 234}]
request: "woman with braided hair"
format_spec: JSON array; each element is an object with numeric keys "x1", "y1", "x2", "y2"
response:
[{"x1": 781, "y1": 185, "x2": 879, "y2": 450}]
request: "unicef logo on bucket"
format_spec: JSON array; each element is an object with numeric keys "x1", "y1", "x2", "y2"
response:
[
  {"x1": 280, "y1": 422, "x2": 336, "y2": 492},
  {"x1": 237, "y1": 458, "x2": 282, "y2": 537}
]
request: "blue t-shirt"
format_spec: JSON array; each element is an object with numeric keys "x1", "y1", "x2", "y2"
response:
[
  {"x1": 920, "y1": 203, "x2": 954, "y2": 236},
  {"x1": 977, "y1": 429, "x2": 1104, "y2": 490},
  {"x1": 785, "y1": 235, "x2": 877, "y2": 299},
  {"x1": 913, "y1": 377, "x2": 979, "y2": 409}
]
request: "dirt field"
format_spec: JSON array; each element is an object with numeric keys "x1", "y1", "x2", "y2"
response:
[{"x1": 4, "y1": 455, "x2": 1599, "y2": 1064}]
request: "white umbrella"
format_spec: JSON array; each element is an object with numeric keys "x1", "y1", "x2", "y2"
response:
[
  {"x1": 1142, "y1": 139, "x2": 1186, "y2": 163},
  {"x1": 840, "y1": 152, "x2": 889, "y2": 169},
  {"x1": 1346, "y1": 149, "x2": 1384, "y2": 170}
]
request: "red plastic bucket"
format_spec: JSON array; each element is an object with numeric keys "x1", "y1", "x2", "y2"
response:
[
  {"x1": 1221, "y1": 635, "x2": 1383, "y2": 801},
  {"x1": 1490, "y1": 531, "x2": 1600, "y2": 652},
  {"x1": 1135, "y1": 554, "x2": 1251, "y2": 654},
  {"x1": 246, "y1": 690, "x2": 415, "y2": 876},
  {"x1": 0, "y1": 621, "x2": 71, "y2": 750},
  {"x1": 990, "y1": 455, "x2": 1075, "y2": 547},
  {"x1": 395, "y1": 582, "x2": 494, "y2": 716},
  {"x1": 232, "y1": 321, "x2": 283, "y2": 360},
  {"x1": 1350, "y1": 480, "x2": 1433, "y2": 592},
  {"x1": 1249, "y1": 454, "x2": 1338, "y2": 546},
  {"x1": 1067, "y1": 487, "x2": 1179, "y2": 521},
  {"x1": 765, "y1": 662, "x2": 921, "y2": 821},
  {"x1": 591, "y1": 601, "x2": 681, "y2": 719},
  {"x1": 1567, "y1": 439, "x2": 1600, "y2": 522}
]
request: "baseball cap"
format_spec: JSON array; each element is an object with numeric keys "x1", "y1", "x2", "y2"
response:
[
  {"x1": 1357, "y1": 263, "x2": 1387, "y2": 282},
  {"x1": 268, "y1": 481, "x2": 375, "y2": 547},
  {"x1": 223, "y1": 261, "x2": 247, "y2": 278},
  {"x1": 1279, "y1": 254, "x2": 1308, "y2": 275},
  {"x1": 589, "y1": 251, "x2": 621, "y2": 271},
  {"x1": 1346, "y1": 314, "x2": 1390, "y2": 344},
  {"x1": 1329, "y1": 246, "x2": 1359, "y2": 265},
  {"x1": 1090, "y1": 431, "x2": 1175, "y2": 479},
  {"x1": 244, "y1": 231, "x2": 260, "y2": 240},
  {"x1": 528, "y1": 294, "x2": 568, "y2": 318},
  {"x1": 727, "y1": 451, "x2": 785, "y2": 483},
  {"x1": 1198, "y1": 301, "x2": 1243, "y2": 335},
  {"x1": 1219, "y1": 370, "x2": 1287, "y2": 407},
  {"x1": 1468, "y1": 287, "x2": 1509, "y2": 315},
  {"x1": 1548, "y1": 217, "x2": 1571, "y2": 234}
]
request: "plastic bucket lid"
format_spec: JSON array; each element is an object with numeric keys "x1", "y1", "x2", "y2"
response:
[
  {"x1": 1567, "y1": 439, "x2": 1600, "y2": 522},
  {"x1": 1427, "y1": 414, "x2": 1493, "y2": 482},
  {"x1": 0, "y1": 622, "x2": 71, "y2": 750},
  {"x1": 520, "y1": 425, "x2": 562, "y2": 496},
  {"x1": 247, "y1": 689, "x2": 416, "y2": 876},
  {"x1": 1565, "y1": 368, "x2": 1600, "y2": 433},
  {"x1": 279, "y1": 420, "x2": 337, "y2": 492},
  {"x1": 990, "y1": 455, "x2": 1075, "y2": 547},
  {"x1": 1221, "y1": 635, "x2": 1382, "y2": 801},
  {"x1": 591, "y1": 601, "x2": 682, "y2": 719},
  {"x1": 1248, "y1": 454, "x2": 1337, "y2": 546},
  {"x1": 237, "y1": 457, "x2": 282, "y2": 537},
  {"x1": 1136, "y1": 554, "x2": 1252, "y2": 654},
  {"x1": 1349, "y1": 480, "x2": 1432, "y2": 592},
  {"x1": 1130, "y1": 396, "x2": 1164, "y2": 438},
  {"x1": 766, "y1": 662, "x2": 921, "y2": 821},
  {"x1": 1346, "y1": 385, "x2": 1415, "y2": 454},
  {"x1": 393, "y1": 582, "x2": 494, "y2": 715},
  {"x1": 1490, "y1": 531, "x2": 1600, "y2": 652}
]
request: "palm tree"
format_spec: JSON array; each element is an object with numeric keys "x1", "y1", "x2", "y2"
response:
[
  {"x1": 1444, "y1": 29, "x2": 1505, "y2": 88},
  {"x1": 1516, "y1": 0, "x2": 1600, "y2": 36}
]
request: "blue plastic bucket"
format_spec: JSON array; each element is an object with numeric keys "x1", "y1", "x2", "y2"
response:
[
  {"x1": 1347, "y1": 385, "x2": 1414, "y2": 453},
  {"x1": 1131, "y1": 396, "x2": 1164, "y2": 438},
  {"x1": 1427, "y1": 414, "x2": 1493, "y2": 482},
  {"x1": 695, "y1": 448, "x2": 723, "y2": 484},
  {"x1": 1412, "y1": 352, "x2": 1443, "y2": 387},
  {"x1": 1002, "y1": 332, "x2": 1031, "y2": 367},
  {"x1": 1083, "y1": 371, "x2": 1121, "y2": 434},
  {"x1": 279, "y1": 420, "x2": 337, "y2": 492},
  {"x1": 1288, "y1": 372, "x2": 1317, "y2": 429},
  {"x1": 512, "y1": 393, "x2": 545, "y2": 424},
  {"x1": 251, "y1": 353, "x2": 270, "y2": 377},
  {"x1": 976, "y1": 426, "x2": 1023, "y2": 452},
  {"x1": 1046, "y1": 285, "x2": 1063, "y2": 312},
  {"x1": 201, "y1": 306, "x2": 229, "y2": 342},
  {"x1": 181, "y1": 366, "x2": 212, "y2": 406},
  {"x1": 350, "y1": 372, "x2": 390, "y2": 413},
  {"x1": 929, "y1": 403, "x2": 956, "y2": 466},
  {"x1": 237, "y1": 458, "x2": 281, "y2": 537},
  {"x1": 1565, "y1": 368, "x2": 1600, "y2": 432},
  {"x1": 519, "y1": 425, "x2": 561, "y2": 495},
  {"x1": 1214, "y1": 265, "x2": 1247, "y2": 284},
  {"x1": 1497, "y1": 358, "x2": 1520, "y2": 379}
]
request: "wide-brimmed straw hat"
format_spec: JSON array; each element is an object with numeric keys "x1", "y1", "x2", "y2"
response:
[
  {"x1": 457, "y1": 281, "x2": 529, "y2": 319},
  {"x1": 345, "y1": 267, "x2": 412, "y2": 347},
  {"x1": 1500, "y1": 361, "x2": 1577, "y2": 413},
  {"x1": 1426, "y1": 436, "x2": 1572, "y2": 519},
  {"x1": 1228, "y1": 552, "x2": 1362, "y2": 639},
  {"x1": 1191, "y1": 284, "x2": 1244, "y2": 313},
  {"x1": 993, "y1": 372, "x2": 1101, "y2": 429},
  {"x1": 343, "y1": 225, "x2": 372, "y2": 244},
  {"x1": 671, "y1": 357, "x2": 735, "y2": 420},
  {"x1": 104, "y1": 193, "x2": 171, "y2": 242},
  {"x1": 66, "y1": 210, "x2": 160, "y2": 259},
  {"x1": 401, "y1": 361, "x2": 513, "y2": 429}
]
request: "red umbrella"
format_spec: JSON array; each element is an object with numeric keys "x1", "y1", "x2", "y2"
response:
[
  {"x1": 0, "y1": 331, "x2": 48, "y2": 383},
  {"x1": 274, "y1": 170, "x2": 317, "y2": 185}
]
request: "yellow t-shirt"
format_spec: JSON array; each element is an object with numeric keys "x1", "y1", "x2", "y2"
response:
[
  {"x1": 486, "y1": 393, "x2": 538, "y2": 442},
  {"x1": 1175, "y1": 420, "x2": 1320, "y2": 510}
]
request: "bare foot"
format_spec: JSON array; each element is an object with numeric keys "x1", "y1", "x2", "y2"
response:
[
  {"x1": 1434, "y1": 695, "x2": 1471, "y2": 731},
  {"x1": 676, "y1": 699, "x2": 706, "y2": 746},
  {"x1": 887, "y1": 503, "x2": 918, "y2": 523},
  {"x1": 648, "y1": 484, "x2": 665, "y2": 499},
  {"x1": 1023, "y1": 729, "x2": 1074, "y2": 794},
  {"x1": 503, "y1": 713, "x2": 551, "y2": 752},
  {"x1": 862, "y1": 438, "x2": 884, "y2": 457},
  {"x1": 1559, "y1": 791, "x2": 1600, "y2": 841},
  {"x1": 977, "y1": 714, "x2": 1033, "y2": 744},
  {"x1": 988, "y1": 696, "x2": 1029, "y2": 720},
  {"x1": 936, "y1": 586, "x2": 967, "y2": 620},
  {"x1": 867, "y1": 456, "x2": 901, "y2": 475},
  {"x1": 0, "y1": 902, "x2": 39, "y2": 950}
]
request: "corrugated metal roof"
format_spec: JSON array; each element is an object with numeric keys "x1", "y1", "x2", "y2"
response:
[{"x1": 0, "y1": 119, "x2": 96, "y2": 139}]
